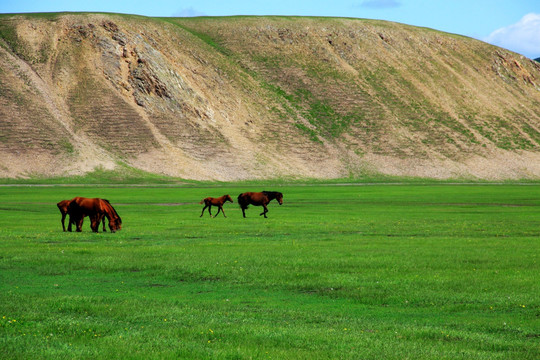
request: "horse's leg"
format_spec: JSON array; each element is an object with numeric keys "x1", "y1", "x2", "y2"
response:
[
  {"x1": 220, "y1": 205, "x2": 227, "y2": 218},
  {"x1": 90, "y1": 216, "x2": 98, "y2": 233},
  {"x1": 200, "y1": 205, "x2": 208, "y2": 217},
  {"x1": 76, "y1": 217, "x2": 84, "y2": 232},
  {"x1": 94, "y1": 216, "x2": 101, "y2": 233},
  {"x1": 73, "y1": 217, "x2": 80, "y2": 231},
  {"x1": 96, "y1": 214, "x2": 105, "y2": 232},
  {"x1": 208, "y1": 205, "x2": 212, "y2": 217},
  {"x1": 67, "y1": 215, "x2": 73, "y2": 232},
  {"x1": 214, "y1": 206, "x2": 222, "y2": 218},
  {"x1": 61, "y1": 213, "x2": 66, "y2": 232},
  {"x1": 260, "y1": 204, "x2": 268, "y2": 218},
  {"x1": 241, "y1": 206, "x2": 246, "y2": 218}
]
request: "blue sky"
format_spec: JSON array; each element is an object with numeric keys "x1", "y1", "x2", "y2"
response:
[{"x1": 1, "y1": 0, "x2": 539, "y2": 58}]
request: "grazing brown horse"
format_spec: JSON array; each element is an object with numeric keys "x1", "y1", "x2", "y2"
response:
[
  {"x1": 57, "y1": 199, "x2": 106, "y2": 232},
  {"x1": 200, "y1": 194, "x2": 233, "y2": 218},
  {"x1": 67, "y1": 197, "x2": 122, "y2": 233},
  {"x1": 237, "y1": 191, "x2": 283, "y2": 218}
]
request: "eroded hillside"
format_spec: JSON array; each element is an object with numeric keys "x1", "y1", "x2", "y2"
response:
[{"x1": 1, "y1": 14, "x2": 540, "y2": 180}]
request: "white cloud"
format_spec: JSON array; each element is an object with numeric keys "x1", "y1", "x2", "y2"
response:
[{"x1": 485, "y1": 13, "x2": 540, "y2": 59}]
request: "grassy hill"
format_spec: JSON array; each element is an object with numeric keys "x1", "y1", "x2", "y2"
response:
[{"x1": 1, "y1": 13, "x2": 540, "y2": 180}]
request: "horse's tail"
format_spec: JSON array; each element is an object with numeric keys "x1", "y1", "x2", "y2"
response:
[
  {"x1": 237, "y1": 193, "x2": 248, "y2": 209},
  {"x1": 199, "y1": 199, "x2": 204, "y2": 204}
]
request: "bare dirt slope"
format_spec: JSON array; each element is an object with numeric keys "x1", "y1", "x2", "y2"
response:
[{"x1": 1, "y1": 14, "x2": 540, "y2": 180}]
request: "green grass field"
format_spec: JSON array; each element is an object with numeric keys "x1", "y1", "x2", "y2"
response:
[{"x1": 0, "y1": 183, "x2": 539, "y2": 359}]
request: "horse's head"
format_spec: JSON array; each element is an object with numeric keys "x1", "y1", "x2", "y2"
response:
[
  {"x1": 57, "y1": 199, "x2": 71, "y2": 213},
  {"x1": 108, "y1": 218, "x2": 121, "y2": 233},
  {"x1": 225, "y1": 195, "x2": 233, "y2": 203},
  {"x1": 276, "y1": 192, "x2": 283, "y2": 205},
  {"x1": 101, "y1": 199, "x2": 122, "y2": 232}
]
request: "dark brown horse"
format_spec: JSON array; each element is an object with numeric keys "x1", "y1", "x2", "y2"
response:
[
  {"x1": 200, "y1": 194, "x2": 233, "y2": 218},
  {"x1": 67, "y1": 197, "x2": 122, "y2": 233},
  {"x1": 57, "y1": 199, "x2": 106, "y2": 232},
  {"x1": 237, "y1": 191, "x2": 283, "y2": 218}
]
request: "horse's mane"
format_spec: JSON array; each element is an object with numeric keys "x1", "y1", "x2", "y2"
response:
[
  {"x1": 103, "y1": 199, "x2": 122, "y2": 224},
  {"x1": 262, "y1": 191, "x2": 282, "y2": 199}
]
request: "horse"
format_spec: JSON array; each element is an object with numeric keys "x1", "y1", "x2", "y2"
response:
[
  {"x1": 237, "y1": 191, "x2": 283, "y2": 218},
  {"x1": 67, "y1": 197, "x2": 122, "y2": 233},
  {"x1": 57, "y1": 200, "x2": 72, "y2": 232},
  {"x1": 94, "y1": 199, "x2": 121, "y2": 232},
  {"x1": 199, "y1": 194, "x2": 233, "y2": 218},
  {"x1": 57, "y1": 199, "x2": 106, "y2": 232}
]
